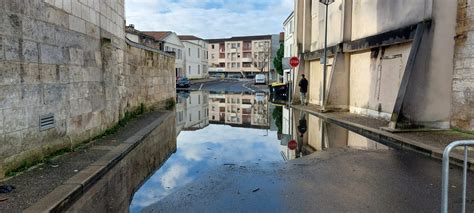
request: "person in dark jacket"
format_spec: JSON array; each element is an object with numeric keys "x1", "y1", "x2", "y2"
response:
[{"x1": 298, "y1": 74, "x2": 308, "y2": 105}]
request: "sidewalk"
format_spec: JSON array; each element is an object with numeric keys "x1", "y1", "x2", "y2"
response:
[
  {"x1": 0, "y1": 111, "x2": 175, "y2": 212},
  {"x1": 292, "y1": 104, "x2": 474, "y2": 167}
]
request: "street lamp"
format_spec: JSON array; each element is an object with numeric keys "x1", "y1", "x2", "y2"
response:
[{"x1": 319, "y1": 0, "x2": 334, "y2": 111}]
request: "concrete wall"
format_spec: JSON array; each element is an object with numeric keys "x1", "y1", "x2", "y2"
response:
[
  {"x1": 295, "y1": 0, "x2": 460, "y2": 130},
  {"x1": 349, "y1": 43, "x2": 411, "y2": 120},
  {"x1": 351, "y1": 0, "x2": 432, "y2": 40},
  {"x1": 0, "y1": 0, "x2": 176, "y2": 176},
  {"x1": 451, "y1": 0, "x2": 474, "y2": 131}
]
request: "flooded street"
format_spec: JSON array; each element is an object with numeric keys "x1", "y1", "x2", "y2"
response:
[
  {"x1": 130, "y1": 91, "x2": 286, "y2": 212},
  {"x1": 130, "y1": 89, "x2": 474, "y2": 212}
]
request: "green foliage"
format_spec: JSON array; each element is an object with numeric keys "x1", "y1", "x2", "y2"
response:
[
  {"x1": 272, "y1": 106, "x2": 283, "y2": 134},
  {"x1": 273, "y1": 43, "x2": 284, "y2": 76},
  {"x1": 165, "y1": 98, "x2": 176, "y2": 110}
]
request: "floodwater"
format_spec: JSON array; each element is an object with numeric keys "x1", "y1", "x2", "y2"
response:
[
  {"x1": 129, "y1": 91, "x2": 404, "y2": 212},
  {"x1": 130, "y1": 91, "x2": 285, "y2": 212}
]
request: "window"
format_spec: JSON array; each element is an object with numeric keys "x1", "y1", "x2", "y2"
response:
[
  {"x1": 178, "y1": 49, "x2": 182, "y2": 59},
  {"x1": 198, "y1": 95, "x2": 201, "y2": 104},
  {"x1": 198, "y1": 111, "x2": 201, "y2": 120},
  {"x1": 189, "y1": 114, "x2": 192, "y2": 122},
  {"x1": 189, "y1": 48, "x2": 191, "y2": 56},
  {"x1": 212, "y1": 44, "x2": 215, "y2": 49},
  {"x1": 198, "y1": 65, "x2": 200, "y2": 74},
  {"x1": 189, "y1": 66, "x2": 191, "y2": 74},
  {"x1": 211, "y1": 54, "x2": 215, "y2": 59},
  {"x1": 189, "y1": 97, "x2": 192, "y2": 104},
  {"x1": 198, "y1": 48, "x2": 200, "y2": 58}
]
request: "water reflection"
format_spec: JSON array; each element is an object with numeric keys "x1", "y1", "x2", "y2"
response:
[
  {"x1": 130, "y1": 91, "x2": 282, "y2": 212},
  {"x1": 279, "y1": 107, "x2": 389, "y2": 160}
]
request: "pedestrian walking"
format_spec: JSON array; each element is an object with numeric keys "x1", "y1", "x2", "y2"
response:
[{"x1": 299, "y1": 74, "x2": 308, "y2": 105}]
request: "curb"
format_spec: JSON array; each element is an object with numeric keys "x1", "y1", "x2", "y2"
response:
[
  {"x1": 24, "y1": 112, "x2": 174, "y2": 212},
  {"x1": 292, "y1": 105, "x2": 474, "y2": 169}
]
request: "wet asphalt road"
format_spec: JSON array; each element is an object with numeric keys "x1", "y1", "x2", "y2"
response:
[
  {"x1": 143, "y1": 148, "x2": 474, "y2": 212},
  {"x1": 182, "y1": 79, "x2": 266, "y2": 93}
]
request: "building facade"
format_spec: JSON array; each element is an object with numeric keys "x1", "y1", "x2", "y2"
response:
[
  {"x1": 208, "y1": 93, "x2": 269, "y2": 128},
  {"x1": 179, "y1": 36, "x2": 209, "y2": 79},
  {"x1": 283, "y1": 12, "x2": 296, "y2": 84},
  {"x1": 289, "y1": 0, "x2": 474, "y2": 131},
  {"x1": 207, "y1": 35, "x2": 276, "y2": 78}
]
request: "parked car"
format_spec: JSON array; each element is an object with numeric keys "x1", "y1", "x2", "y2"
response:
[
  {"x1": 254, "y1": 74, "x2": 266, "y2": 84},
  {"x1": 176, "y1": 77, "x2": 190, "y2": 88}
]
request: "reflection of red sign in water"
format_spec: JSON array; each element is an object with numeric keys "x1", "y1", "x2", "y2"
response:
[
  {"x1": 288, "y1": 140, "x2": 297, "y2": 150},
  {"x1": 290, "y1": 57, "x2": 300, "y2": 68}
]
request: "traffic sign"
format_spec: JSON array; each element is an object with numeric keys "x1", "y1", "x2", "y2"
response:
[
  {"x1": 289, "y1": 57, "x2": 299, "y2": 68},
  {"x1": 288, "y1": 140, "x2": 297, "y2": 150}
]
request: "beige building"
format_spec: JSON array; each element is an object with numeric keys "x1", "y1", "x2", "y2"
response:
[
  {"x1": 207, "y1": 35, "x2": 274, "y2": 78},
  {"x1": 290, "y1": 0, "x2": 474, "y2": 131}
]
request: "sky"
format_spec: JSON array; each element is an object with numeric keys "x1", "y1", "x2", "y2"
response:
[{"x1": 125, "y1": 0, "x2": 293, "y2": 39}]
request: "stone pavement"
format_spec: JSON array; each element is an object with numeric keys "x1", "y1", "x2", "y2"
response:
[{"x1": 292, "y1": 104, "x2": 474, "y2": 167}]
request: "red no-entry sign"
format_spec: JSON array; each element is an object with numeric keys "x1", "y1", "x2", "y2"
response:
[
  {"x1": 289, "y1": 57, "x2": 299, "y2": 68},
  {"x1": 288, "y1": 140, "x2": 297, "y2": 150}
]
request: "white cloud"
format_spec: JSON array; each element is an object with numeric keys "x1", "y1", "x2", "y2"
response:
[{"x1": 125, "y1": 0, "x2": 293, "y2": 38}]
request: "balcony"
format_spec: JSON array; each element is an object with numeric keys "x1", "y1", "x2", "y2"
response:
[{"x1": 241, "y1": 57, "x2": 252, "y2": 63}]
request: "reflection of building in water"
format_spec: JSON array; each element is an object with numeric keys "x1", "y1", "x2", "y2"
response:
[
  {"x1": 176, "y1": 92, "x2": 188, "y2": 135},
  {"x1": 281, "y1": 109, "x2": 389, "y2": 160},
  {"x1": 176, "y1": 91, "x2": 209, "y2": 134},
  {"x1": 209, "y1": 93, "x2": 269, "y2": 128}
]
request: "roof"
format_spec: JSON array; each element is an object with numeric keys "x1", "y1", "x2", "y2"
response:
[
  {"x1": 178, "y1": 35, "x2": 204, "y2": 41},
  {"x1": 283, "y1": 11, "x2": 295, "y2": 25},
  {"x1": 206, "y1": 35, "x2": 273, "y2": 43},
  {"x1": 142, "y1": 31, "x2": 172, "y2": 41}
]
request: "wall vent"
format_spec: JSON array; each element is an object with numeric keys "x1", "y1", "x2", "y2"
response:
[{"x1": 39, "y1": 114, "x2": 55, "y2": 131}]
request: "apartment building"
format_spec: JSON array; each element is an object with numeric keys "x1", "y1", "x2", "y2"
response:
[
  {"x1": 208, "y1": 93, "x2": 269, "y2": 128},
  {"x1": 144, "y1": 31, "x2": 185, "y2": 77},
  {"x1": 207, "y1": 35, "x2": 276, "y2": 78},
  {"x1": 179, "y1": 35, "x2": 209, "y2": 79},
  {"x1": 289, "y1": 0, "x2": 473, "y2": 131}
]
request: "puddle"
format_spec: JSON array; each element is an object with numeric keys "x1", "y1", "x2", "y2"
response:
[
  {"x1": 130, "y1": 92, "x2": 396, "y2": 212},
  {"x1": 130, "y1": 91, "x2": 285, "y2": 212}
]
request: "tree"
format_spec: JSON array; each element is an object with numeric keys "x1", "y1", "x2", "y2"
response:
[
  {"x1": 273, "y1": 43, "x2": 284, "y2": 76},
  {"x1": 252, "y1": 41, "x2": 271, "y2": 73}
]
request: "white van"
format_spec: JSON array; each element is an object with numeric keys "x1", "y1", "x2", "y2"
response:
[{"x1": 254, "y1": 74, "x2": 266, "y2": 84}]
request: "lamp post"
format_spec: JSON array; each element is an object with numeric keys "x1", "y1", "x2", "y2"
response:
[{"x1": 319, "y1": 0, "x2": 334, "y2": 111}]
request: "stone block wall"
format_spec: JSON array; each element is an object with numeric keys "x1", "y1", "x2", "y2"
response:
[
  {"x1": 122, "y1": 44, "x2": 176, "y2": 113},
  {"x1": 0, "y1": 0, "x2": 176, "y2": 177},
  {"x1": 452, "y1": 0, "x2": 474, "y2": 131}
]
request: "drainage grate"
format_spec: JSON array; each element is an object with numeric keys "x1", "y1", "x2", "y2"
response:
[{"x1": 39, "y1": 114, "x2": 55, "y2": 131}]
